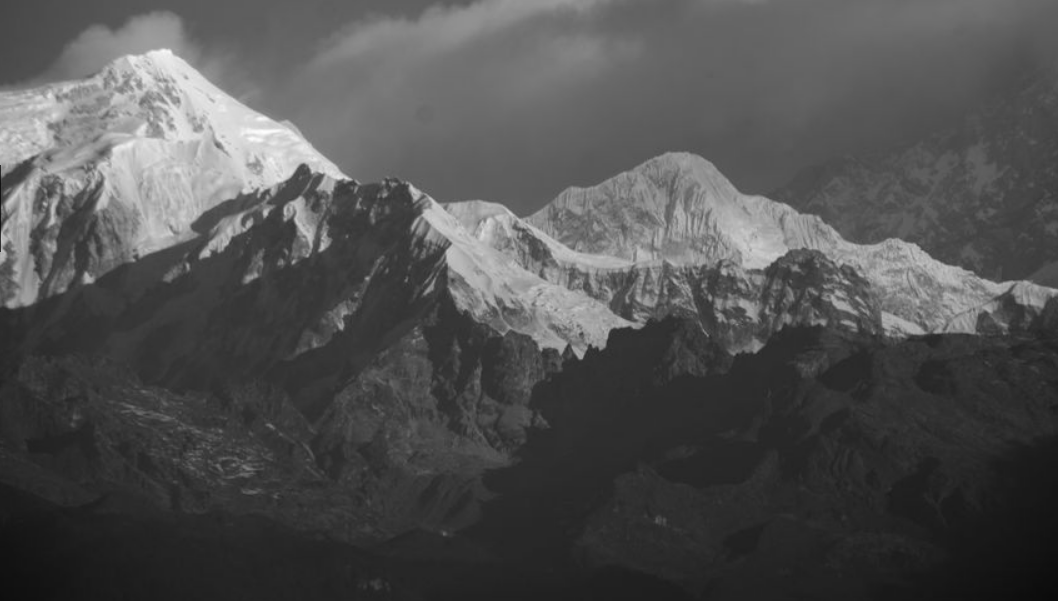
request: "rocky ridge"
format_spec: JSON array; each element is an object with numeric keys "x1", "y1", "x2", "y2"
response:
[{"x1": 450, "y1": 153, "x2": 1057, "y2": 350}]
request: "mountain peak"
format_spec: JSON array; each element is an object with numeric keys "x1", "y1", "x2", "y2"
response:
[
  {"x1": 632, "y1": 151, "x2": 738, "y2": 192},
  {"x1": 638, "y1": 150, "x2": 722, "y2": 172},
  {"x1": 0, "y1": 49, "x2": 343, "y2": 307},
  {"x1": 105, "y1": 48, "x2": 179, "y2": 67},
  {"x1": 528, "y1": 152, "x2": 831, "y2": 267},
  {"x1": 94, "y1": 49, "x2": 201, "y2": 90}
]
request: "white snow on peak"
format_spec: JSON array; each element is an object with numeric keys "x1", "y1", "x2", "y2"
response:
[
  {"x1": 0, "y1": 49, "x2": 342, "y2": 182},
  {"x1": 528, "y1": 151, "x2": 843, "y2": 270},
  {"x1": 0, "y1": 50, "x2": 345, "y2": 307}
]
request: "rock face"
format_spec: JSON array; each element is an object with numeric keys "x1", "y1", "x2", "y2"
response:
[
  {"x1": 451, "y1": 153, "x2": 1057, "y2": 349},
  {"x1": 773, "y1": 72, "x2": 1058, "y2": 285}
]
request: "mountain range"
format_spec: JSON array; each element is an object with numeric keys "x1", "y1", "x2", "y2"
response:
[{"x1": 2, "y1": 50, "x2": 1057, "y2": 600}]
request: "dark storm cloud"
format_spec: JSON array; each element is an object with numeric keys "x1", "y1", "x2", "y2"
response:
[{"x1": 8, "y1": 0, "x2": 1058, "y2": 212}]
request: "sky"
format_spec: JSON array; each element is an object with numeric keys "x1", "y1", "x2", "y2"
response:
[{"x1": 2, "y1": 0, "x2": 1057, "y2": 214}]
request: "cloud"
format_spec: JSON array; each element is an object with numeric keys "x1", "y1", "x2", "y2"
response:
[
  {"x1": 7, "y1": 11, "x2": 243, "y2": 95},
  {"x1": 280, "y1": 0, "x2": 642, "y2": 203},
  {"x1": 43, "y1": 12, "x2": 201, "y2": 81},
  {"x1": 274, "y1": 0, "x2": 1056, "y2": 211}
]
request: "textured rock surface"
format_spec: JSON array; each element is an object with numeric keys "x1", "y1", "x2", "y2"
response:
[{"x1": 774, "y1": 72, "x2": 1058, "y2": 284}]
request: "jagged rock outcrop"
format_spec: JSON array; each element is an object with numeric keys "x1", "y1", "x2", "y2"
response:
[{"x1": 774, "y1": 72, "x2": 1058, "y2": 285}]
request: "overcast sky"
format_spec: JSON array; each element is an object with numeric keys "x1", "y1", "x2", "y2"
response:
[{"x1": 2, "y1": 0, "x2": 1056, "y2": 213}]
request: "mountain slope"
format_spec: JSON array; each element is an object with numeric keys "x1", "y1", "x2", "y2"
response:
[
  {"x1": 0, "y1": 50, "x2": 342, "y2": 308},
  {"x1": 3, "y1": 168, "x2": 626, "y2": 387},
  {"x1": 0, "y1": 164, "x2": 628, "y2": 540},
  {"x1": 773, "y1": 72, "x2": 1058, "y2": 284}
]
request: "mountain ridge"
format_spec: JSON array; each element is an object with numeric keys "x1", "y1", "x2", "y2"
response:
[{"x1": 453, "y1": 152, "x2": 1057, "y2": 349}]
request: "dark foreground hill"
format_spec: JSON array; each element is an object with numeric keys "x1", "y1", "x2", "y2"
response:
[{"x1": 3, "y1": 319, "x2": 1057, "y2": 600}]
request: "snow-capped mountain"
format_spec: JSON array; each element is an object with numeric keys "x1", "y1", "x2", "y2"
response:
[
  {"x1": 0, "y1": 49, "x2": 342, "y2": 308},
  {"x1": 773, "y1": 72, "x2": 1058, "y2": 286},
  {"x1": 0, "y1": 52, "x2": 626, "y2": 367},
  {"x1": 3, "y1": 51, "x2": 1054, "y2": 397},
  {"x1": 451, "y1": 153, "x2": 1057, "y2": 349},
  {"x1": 3, "y1": 51, "x2": 1058, "y2": 599}
]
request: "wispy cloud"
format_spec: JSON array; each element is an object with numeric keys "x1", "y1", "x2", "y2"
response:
[
  {"x1": 6, "y1": 11, "x2": 243, "y2": 94},
  {"x1": 310, "y1": 0, "x2": 621, "y2": 69},
  {"x1": 283, "y1": 0, "x2": 642, "y2": 201},
  {"x1": 276, "y1": 0, "x2": 1057, "y2": 210}
]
